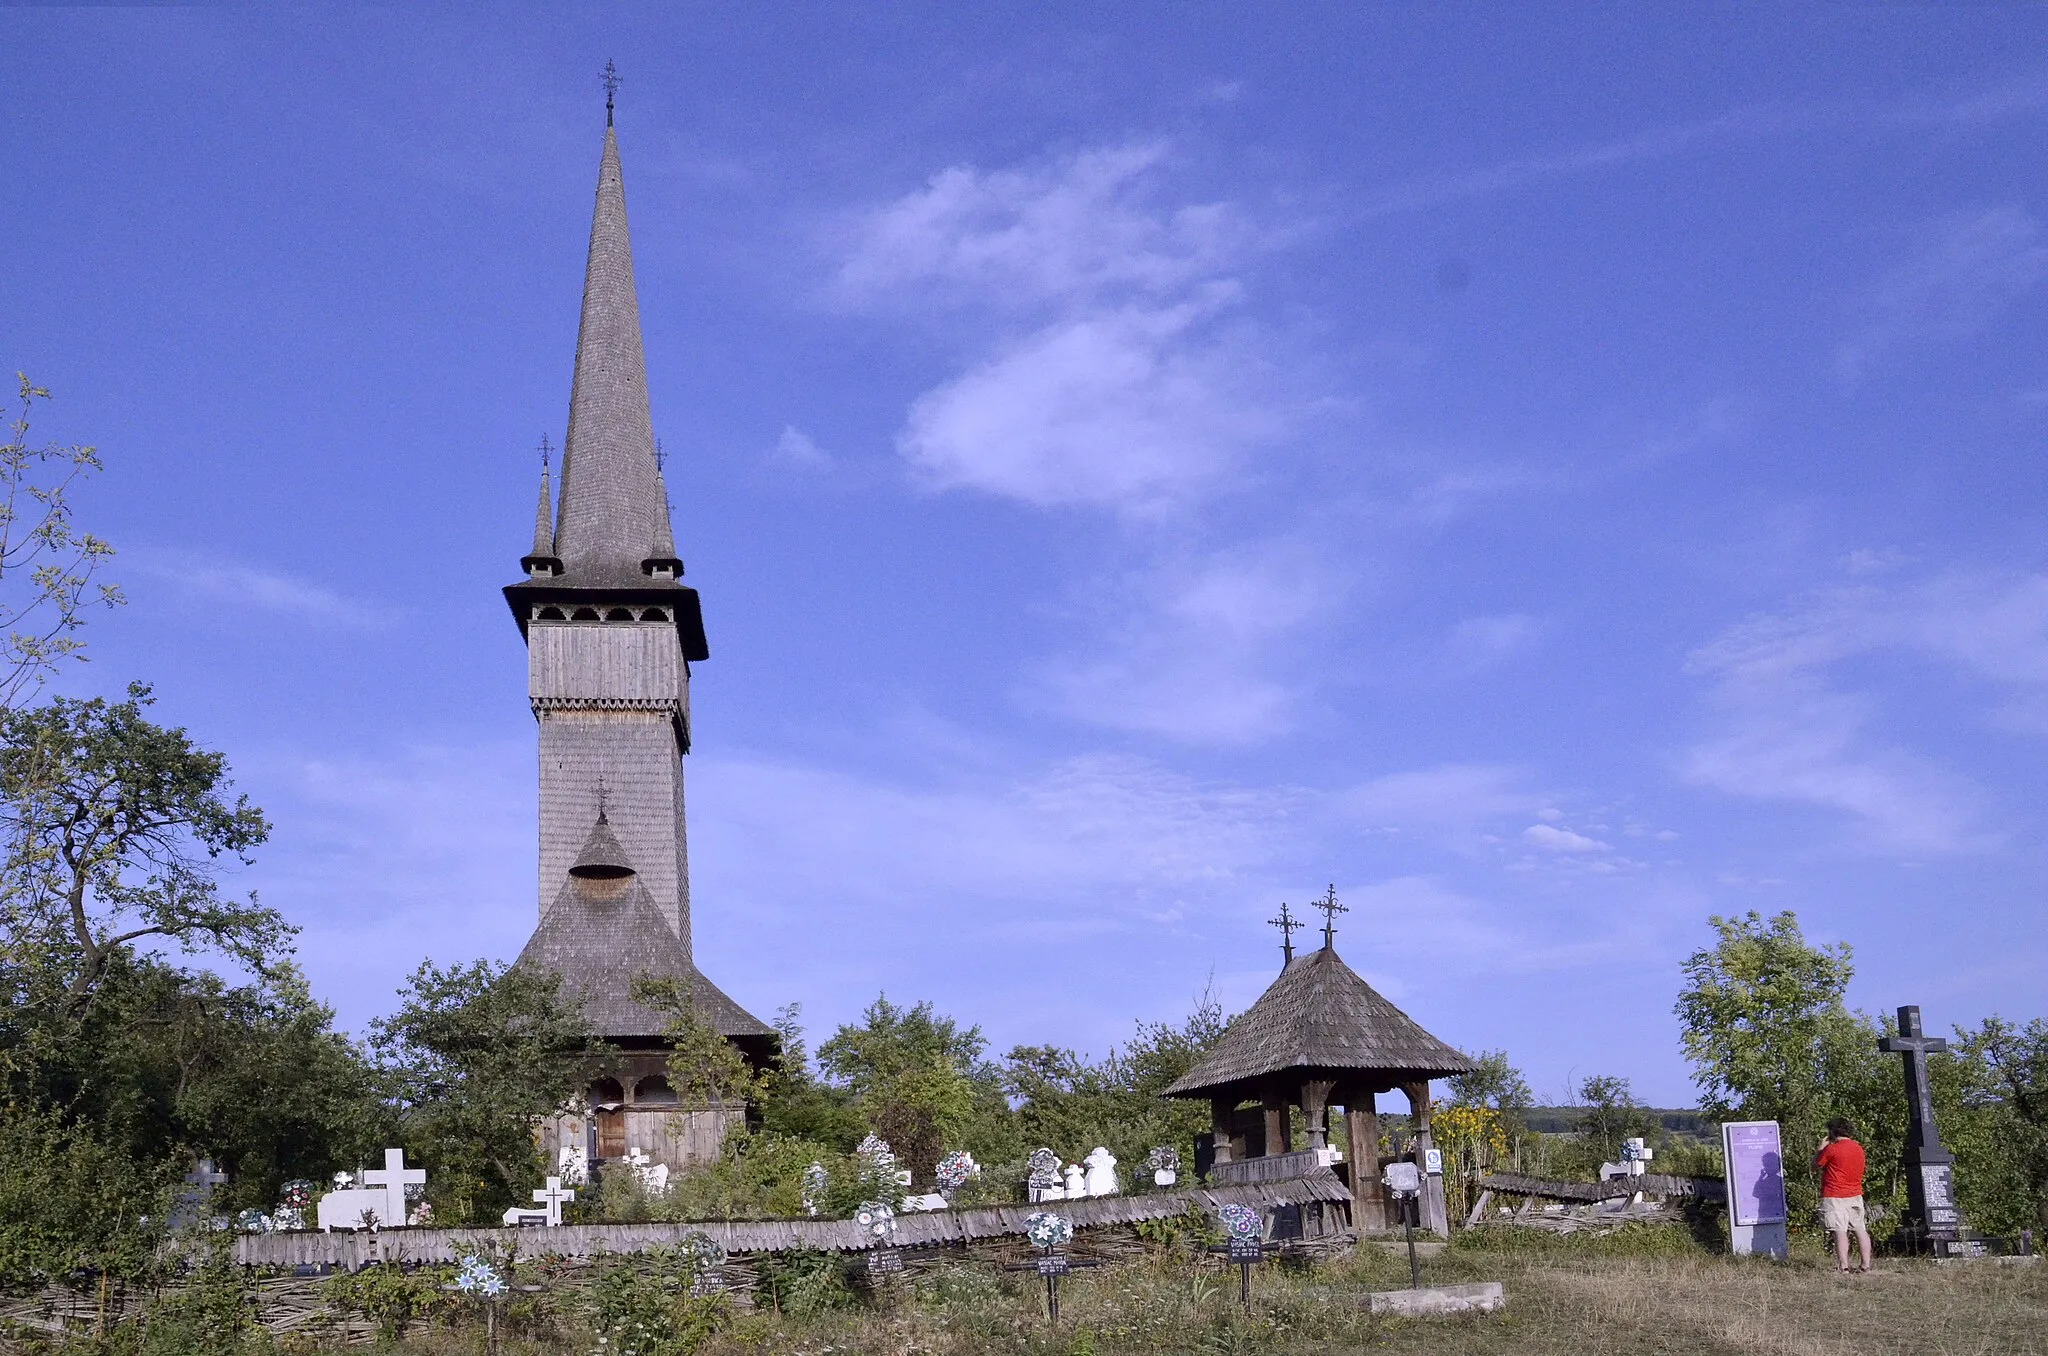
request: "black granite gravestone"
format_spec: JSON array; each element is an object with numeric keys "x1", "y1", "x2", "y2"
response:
[{"x1": 1878, "y1": 1004, "x2": 1966, "y2": 1252}]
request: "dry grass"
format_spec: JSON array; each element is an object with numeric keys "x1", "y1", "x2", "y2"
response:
[{"x1": 325, "y1": 1236, "x2": 2048, "y2": 1356}]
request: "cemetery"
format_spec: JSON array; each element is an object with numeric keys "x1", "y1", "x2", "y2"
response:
[{"x1": 6, "y1": 27, "x2": 2048, "y2": 1356}]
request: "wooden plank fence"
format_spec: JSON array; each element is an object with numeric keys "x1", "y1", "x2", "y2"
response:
[{"x1": 233, "y1": 1172, "x2": 1353, "y2": 1269}]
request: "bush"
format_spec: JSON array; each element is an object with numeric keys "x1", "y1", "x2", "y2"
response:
[{"x1": 584, "y1": 1246, "x2": 730, "y2": 1356}]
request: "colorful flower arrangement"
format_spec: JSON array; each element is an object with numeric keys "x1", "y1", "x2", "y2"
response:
[
  {"x1": 1026, "y1": 1148, "x2": 1062, "y2": 1190},
  {"x1": 1217, "y1": 1203, "x2": 1262, "y2": 1243},
  {"x1": 234, "y1": 1209, "x2": 273, "y2": 1233},
  {"x1": 454, "y1": 1256, "x2": 506, "y2": 1298},
  {"x1": 676, "y1": 1230, "x2": 726, "y2": 1277},
  {"x1": 935, "y1": 1150, "x2": 980, "y2": 1191},
  {"x1": 274, "y1": 1179, "x2": 314, "y2": 1231},
  {"x1": 1025, "y1": 1211, "x2": 1074, "y2": 1250},
  {"x1": 853, "y1": 1200, "x2": 897, "y2": 1242},
  {"x1": 1144, "y1": 1146, "x2": 1180, "y2": 1173}
]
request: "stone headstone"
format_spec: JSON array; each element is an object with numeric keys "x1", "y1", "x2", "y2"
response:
[
  {"x1": 1062, "y1": 1163, "x2": 1085, "y2": 1199},
  {"x1": 1082, "y1": 1147, "x2": 1119, "y2": 1197}
]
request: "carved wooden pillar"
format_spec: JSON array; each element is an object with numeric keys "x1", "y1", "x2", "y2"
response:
[
  {"x1": 1402, "y1": 1080, "x2": 1449, "y2": 1237},
  {"x1": 1301, "y1": 1079, "x2": 1335, "y2": 1149},
  {"x1": 1261, "y1": 1094, "x2": 1291, "y2": 1157},
  {"x1": 1346, "y1": 1099, "x2": 1388, "y2": 1232},
  {"x1": 1211, "y1": 1098, "x2": 1235, "y2": 1165}
]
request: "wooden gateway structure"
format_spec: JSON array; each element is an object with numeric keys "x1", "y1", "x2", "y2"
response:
[{"x1": 1164, "y1": 902, "x2": 1473, "y2": 1236}]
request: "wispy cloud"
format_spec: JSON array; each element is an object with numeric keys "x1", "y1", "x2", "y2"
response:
[
  {"x1": 840, "y1": 141, "x2": 1311, "y2": 518},
  {"x1": 1836, "y1": 207, "x2": 2048, "y2": 379},
  {"x1": 1031, "y1": 536, "x2": 1341, "y2": 741},
  {"x1": 132, "y1": 551, "x2": 386, "y2": 628},
  {"x1": 1682, "y1": 567, "x2": 2048, "y2": 853}
]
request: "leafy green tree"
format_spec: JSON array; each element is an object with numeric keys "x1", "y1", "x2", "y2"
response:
[
  {"x1": 1574, "y1": 1074, "x2": 1654, "y2": 1161},
  {"x1": 1675, "y1": 910, "x2": 1904, "y2": 1217},
  {"x1": 0, "y1": 1101, "x2": 169, "y2": 1289},
  {"x1": 370, "y1": 960, "x2": 603, "y2": 1225},
  {"x1": 632, "y1": 975, "x2": 768, "y2": 1108},
  {"x1": 1004, "y1": 991, "x2": 1226, "y2": 1189},
  {"x1": 0, "y1": 374, "x2": 121, "y2": 709},
  {"x1": 817, "y1": 995, "x2": 1009, "y2": 1185},
  {"x1": 11, "y1": 951, "x2": 382, "y2": 1210},
  {"x1": 1950, "y1": 1016, "x2": 2048, "y2": 1233},
  {"x1": 1449, "y1": 1049, "x2": 1534, "y2": 1114},
  {"x1": 0, "y1": 683, "x2": 280, "y2": 1023},
  {"x1": 756, "y1": 1003, "x2": 864, "y2": 1150}
]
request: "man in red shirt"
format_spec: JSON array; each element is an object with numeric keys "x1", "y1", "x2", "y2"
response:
[{"x1": 1814, "y1": 1117, "x2": 1872, "y2": 1272}]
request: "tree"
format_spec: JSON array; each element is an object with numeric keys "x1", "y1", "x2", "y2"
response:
[
  {"x1": 1950, "y1": 1016, "x2": 2048, "y2": 1233},
  {"x1": 1574, "y1": 1074, "x2": 1653, "y2": 1160},
  {"x1": 1004, "y1": 990, "x2": 1227, "y2": 1189},
  {"x1": 1444, "y1": 1048, "x2": 1534, "y2": 1181},
  {"x1": 1675, "y1": 910, "x2": 1901, "y2": 1216},
  {"x1": 632, "y1": 975, "x2": 768, "y2": 1107},
  {"x1": 817, "y1": 995, "x2": 1007, "y2": 1185},
  {"x1": 756, "y1": 1003, "x2": 864, "y2": 1150},
  {"x1": 0, "y1": 375, "x2": 121, "y2": 709},
  {"x1": 369, "y1": 960, "x2": 603, "y2": 1225},
  {"x1": 0, "y1": 683, "x2": 281, "y2": 1021}
]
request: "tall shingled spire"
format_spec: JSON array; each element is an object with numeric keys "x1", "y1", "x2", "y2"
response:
[{"x1": 551, "y1": 119, "x2": 666, "y2": 585}]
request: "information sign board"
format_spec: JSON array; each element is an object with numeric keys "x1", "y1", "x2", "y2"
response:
[{"x1": 1724, "y1": 1121, "x2": 1787, "y2": 1227}]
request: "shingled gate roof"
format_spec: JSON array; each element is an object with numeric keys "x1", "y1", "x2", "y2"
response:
[{"x1": 1163, "y1": 945, "x2": 1473, "y2": 1100}]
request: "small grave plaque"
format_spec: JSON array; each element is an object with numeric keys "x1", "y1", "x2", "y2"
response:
[
  {"x1": 1226, "y1": 1237, "x2": 1264, "y2": 1263},
  {"x1": 1035, "y1": 1254, "x2": 1070, "y2": 1277},
  {"x1": 867, "y1": 1247, "x2": 905, "y2": 1275}
]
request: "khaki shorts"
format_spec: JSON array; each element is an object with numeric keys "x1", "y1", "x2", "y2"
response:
[{"x1": 1820, "y1": 1195, "x2": 1866, "y2": 1232}]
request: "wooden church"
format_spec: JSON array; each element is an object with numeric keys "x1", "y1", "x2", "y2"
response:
[{"x1": 507, "y1": 104, "x2": 772, "y2": 1173}]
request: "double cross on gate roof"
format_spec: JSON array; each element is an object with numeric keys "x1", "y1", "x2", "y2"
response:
[
  {"x1": 1313, "y1": 884, "x2": 1347, "y2": 950},
  {"x1": 1267, "y1": 901, "x2": 1303, "y2": 964}
]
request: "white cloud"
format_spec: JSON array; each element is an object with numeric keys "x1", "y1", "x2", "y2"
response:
[
  {"x1": 899, "y1": 299, "x2": 1302, "y2": 513},
  {"x1": 1521, "y1": 823, "x2": 1611, "y2": 853},
  {"x1": 1836, "y1": 207, "x2": 2048, "y2": 379},
  {"x1": 836, "y1": 142, "x2": 1248, "y2": 313},
  {"x1": 769, "y1": 424, "x2": 831, "y2": 469}
]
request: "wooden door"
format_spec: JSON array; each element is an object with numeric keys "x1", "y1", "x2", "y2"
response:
[{"x1": 596, "y1": 1109, "x2": 625, "y2": 1159}]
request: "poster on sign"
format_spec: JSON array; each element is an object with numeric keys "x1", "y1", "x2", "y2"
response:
[{"x1": 1721, "y1": 1120, "x2": 1789, "y2": 1259}]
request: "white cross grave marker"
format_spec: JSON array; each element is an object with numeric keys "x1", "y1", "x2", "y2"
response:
[
  {"x1": 362, "y1": 1149, "x2": 426, "y2": 1229},
  {"x1": 532, "y1": 1175, "x2": 576, "y2": 1227}
]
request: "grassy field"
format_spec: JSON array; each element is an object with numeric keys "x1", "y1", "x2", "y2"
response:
[{"x1": 347, "y1": 1228, "x2": 2048, "y2": 1356}]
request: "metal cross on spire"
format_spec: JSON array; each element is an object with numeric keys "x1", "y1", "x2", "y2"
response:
[
  {"x1": 1314, "y1": 883, "x2": 1347, "y2": 950},
  {"x1": 595, "y1": 775, "x2": 610, "y2": 821},
  {"x1": 538, "y1": 432, "x2": 552, "y2": 472},
  {"x1": 1266, "y1": 901, "x2": 1303, "y2": 964},
  {"x1": 603, "y1": 59, "x2": 621, "y2": 127}
]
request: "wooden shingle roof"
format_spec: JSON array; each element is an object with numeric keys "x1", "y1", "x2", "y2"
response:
[
  {"x1": 514, "y1": 872, "x2": 770, "y2": 1044},
  {"x1": 1164, "y1": 945, "x2": 1472, "y2": 1100}
]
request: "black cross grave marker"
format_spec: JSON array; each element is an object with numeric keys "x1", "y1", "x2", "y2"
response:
[{"x1": 1878, "y1": 1004, "x2": 1964, "y2": 1245}]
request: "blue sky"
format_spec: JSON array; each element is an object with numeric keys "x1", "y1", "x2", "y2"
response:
[{"x1": 7, "y1": 7, "x2": 2047, "y2": 1106}]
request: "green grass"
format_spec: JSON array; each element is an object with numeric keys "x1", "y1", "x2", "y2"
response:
[{"x1": 289, "y1": 1230, "x2": 2048, "y2": 1356}]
